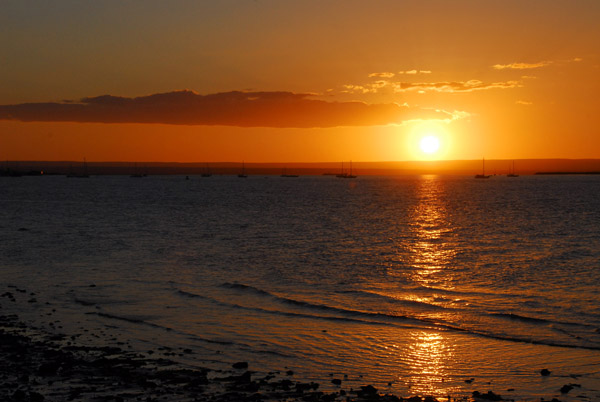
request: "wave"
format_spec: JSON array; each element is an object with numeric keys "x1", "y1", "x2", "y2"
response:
[
  {"x1": 334, "y1": 288, "x2": 455, "y2": 309},
  {"x1": 88, "y1": 311, "x2": 243, "y2": 347},
  {"x1": 490, "y1": 312, "x2": 597, "y2": 329},
  {"x1": 219, "y1": 282, "x2": 424, "y2": 324},
  {"x1": 176, "y1": 289, "x2": 213, "y2": 300},
  {"x1": 220, "y1": 282, "x2": 272, "y2": 296},
  {"x1": 217, "y1": 282, "x2": 600, "y2": 351},
  {"x1": 74, "y1": 297, "x2": 96, "y2": 306},
  {"x1": 87, "y1": 311, "x2": 174, "y2": 331},
  {"x1": 178, "y1": 289, "x2": 407, "y2": 326}
]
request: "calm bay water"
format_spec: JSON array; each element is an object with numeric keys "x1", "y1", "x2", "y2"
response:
[{"x1": 2, "y1": 174, "x2": 600, "y2": 400}]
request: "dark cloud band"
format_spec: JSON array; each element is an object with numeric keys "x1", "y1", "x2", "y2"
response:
[{"x1": 0, "y1": 90, "x2": 447, "y2": 128}]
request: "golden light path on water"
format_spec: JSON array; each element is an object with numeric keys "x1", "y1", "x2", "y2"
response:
[
  {"x1": 409, "y1": 175, "x2": 457, "y2": 289},
  {"x1": 399, "y1": 175, "x2": 461, "y2": 397}
]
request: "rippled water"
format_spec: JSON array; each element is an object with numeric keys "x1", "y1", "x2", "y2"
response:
[{"x1": 2, "y1": 174, "x2": 600, "y2": 400}]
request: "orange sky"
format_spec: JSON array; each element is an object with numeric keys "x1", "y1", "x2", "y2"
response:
[{"x1": 1, "y1": 1, "x2": 599, "y2": 163}]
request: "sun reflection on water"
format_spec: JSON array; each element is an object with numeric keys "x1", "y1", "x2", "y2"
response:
[
  {"x1": 408, "y1": 175, "x2": 458, "y2": 290},
  {"x1": 391, "y1": 176, "x2": 464, "y2": 398},
  {"x1": 401, "y1": 331, "x2": 461, "y2": 398}
]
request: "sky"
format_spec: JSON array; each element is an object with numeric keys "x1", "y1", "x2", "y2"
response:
[{"x1": 1, "y1": 0, "x2": 599, "y2": 163}]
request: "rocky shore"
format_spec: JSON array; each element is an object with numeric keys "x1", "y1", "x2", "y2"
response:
[{"x1": 0, "y1": 286, "x2": 573, "y2": 402}]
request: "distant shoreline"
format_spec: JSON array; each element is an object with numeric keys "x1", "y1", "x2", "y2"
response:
[
  {"x1": 535, "y1": 171, "x2": 600, "y2": 175},
  {"x1": 2, "y1": 159, "x2": 600, "y2": 176}
]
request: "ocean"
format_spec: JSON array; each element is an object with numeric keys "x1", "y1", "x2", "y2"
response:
[{"x1": 2, "y1": 174, "x2": 599, "y2": 401}]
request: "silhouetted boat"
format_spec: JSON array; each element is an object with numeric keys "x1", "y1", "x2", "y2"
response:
[
  {"x1": 345, "y1": 161, "x2": 357, "y2": 178},
  {"x1": 67, "y1": 158, "x2": 90, "y2": 178},
  {"x1": 337, "y1": 161, "x2": 357, "y2": 178},
  {"x1": 201, "y1": 163, "x2": 212, "y2": 177},
  {"x1": 238, "y1": 162, "x2": 247, "y2": 178},
  {"x1": 281, "y1": 167, "x2": 298, "y2": 177},
  {"x1": 474, "y1": 158, "x2": 490, "y2": 179},
  {"x1": 1, "y1": 168, "x2": 23, "y2": 177},
  {"x1": 507, "y1": 160, "x2": 519, "y2": 177},
  {"x1": 130, "y1": 163, "x2": 146, "y2": 178}
]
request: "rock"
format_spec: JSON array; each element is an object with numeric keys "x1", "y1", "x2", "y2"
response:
[
  {"x1": 331, "y1": 378, "x2": 342, "y2": 385},
  {"x1": 29, "y1": 391, "x2": 45, "y2": 402},
  {"x1": 560, "y1": 384, "x2": 573, "y2": 394},
  {"x1": 295, "y1": 382, "x2": 312, "y2": 393},
  {"x1": 13, "y1": 389, "x2": 26, "y2": 401},
  {"x1": 236, "y1": 371, "x2": 252, "y2": 384},
  {"x1": 472, "y1": 390, "x2": 503, "y2": 400},
  {"x1": 232, "y1": 361, "x2": 248, "y2": 369},
  {"x1": 559, "y1": 383, "x2": 580, "y2": 394},
  {"x1": 276, "y1": 379, "x2": 293, "y2": 390},
  {"x1": 359, "y1": 384, "x2": 378, "y2": 396},
  {"x1": 37, "y1": 362, "x2": 60, "y2": 376}
]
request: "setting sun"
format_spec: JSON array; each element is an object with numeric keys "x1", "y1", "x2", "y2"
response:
[{"x1": 420, "y1": 136, "x2": 440, "y2": 154}]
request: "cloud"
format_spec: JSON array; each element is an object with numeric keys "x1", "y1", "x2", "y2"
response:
[
  {"x1": 492, "y1": 61, "x2": 553, "y2": 70},
  {"x1": 0, "y1": 90, "x2": 449, "y2": 128},
  {"x1": 367, "y1": 70, "x2": 432, "y2": 78},
  {"x1": 494, "y1": 58, "x2": 584, "y2": 70},
  {"x1": 516, "y1": 100, "x2": 533, "y2": 105},
  {"x1": 368, "y1": 72, "x2": 395, "y2": 78},
  {"x1": 343, "y1": 79, "x2": 521, "y2": 94},
  {"x1": 393, "y1": 80, "x2": 521, "y2": 93},
  {"x1": 397, "y1": 70, "x2": 432, "y2": 75}
]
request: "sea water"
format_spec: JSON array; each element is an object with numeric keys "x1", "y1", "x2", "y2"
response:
[{"x1": 1, "y1": 174, "x2": 599, "y2": 401}]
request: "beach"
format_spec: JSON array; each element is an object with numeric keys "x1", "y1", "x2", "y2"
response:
[
  {"x1": 1, "y1": 282, "x2": 594, "y2": 402},
  {"x1": 1, "y1": 286, "x2": 458, "y2": 402}
]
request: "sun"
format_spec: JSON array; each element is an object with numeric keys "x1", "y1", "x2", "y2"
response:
[
  {"x1": 405, "y1": 120, "x2": 451, "y2": 160},
  {"x1": 420, "y1": 135, "x2": 440, "y2": 154}
]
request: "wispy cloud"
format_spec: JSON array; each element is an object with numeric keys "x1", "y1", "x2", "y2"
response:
[
  {"x1": 393, "y1": 80, "x2": 521, "y2": 93},
  {"x1": 492, "y1": 61, "x2": 553, "y2": 70},
  {"x1": 493, "y1": 57, "x2": 583, "y2": 71},
  {"x1": 397, "y1": 70, "x2": 432, "y2": 75},
  {"x1": 516, "y1": 100, "x2": 533, "y2": 105},
  {"x1": 367, "y1": 70, "x2": 432, "y2": 78},
  {"x1": 343, "y1": 79, "x2": 521, "y2": 94},
  {"x1": 368, "y1": 72, "x2": 395, "y2": 78},
  {"x1": 0, "y1": 90, "x2": 450, "y2": 128}
]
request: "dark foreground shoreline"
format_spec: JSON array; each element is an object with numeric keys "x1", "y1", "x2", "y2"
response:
[
  {"x1": 2, "y1": 313, "x2": 470, "y2": 402},
  {"x1": 1, "y1": 286, "x2": 570, "y2": 402}
]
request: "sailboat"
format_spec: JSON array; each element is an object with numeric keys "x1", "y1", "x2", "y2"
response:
[
  {"x1": 238, "y1": 161, "x2": 248, "y2": 178},
  {"x1": 67, "y1": 158, "x2": 90, "y2": 178},
  {"x1": 130, "y1": 162, "x2": 145, "y2": 178},
  {"x1": 344, "y1": 161, "x2": 357, "y2": 178},
  {"x1": 201, "y1": 163, "x2": 212, "y2": 177},
  {"x1": 507, "y1": 160, "x2": 519, "y2": 177},
  {"x1": 336, "y1": 161, "x2": 357, "y2": 178},
  {"x1": 281, "y1": 167, "x2": 298, "y2": 177},
  {"x1": 474, "y1": 158, "x2": 490, "y2": 179}
]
